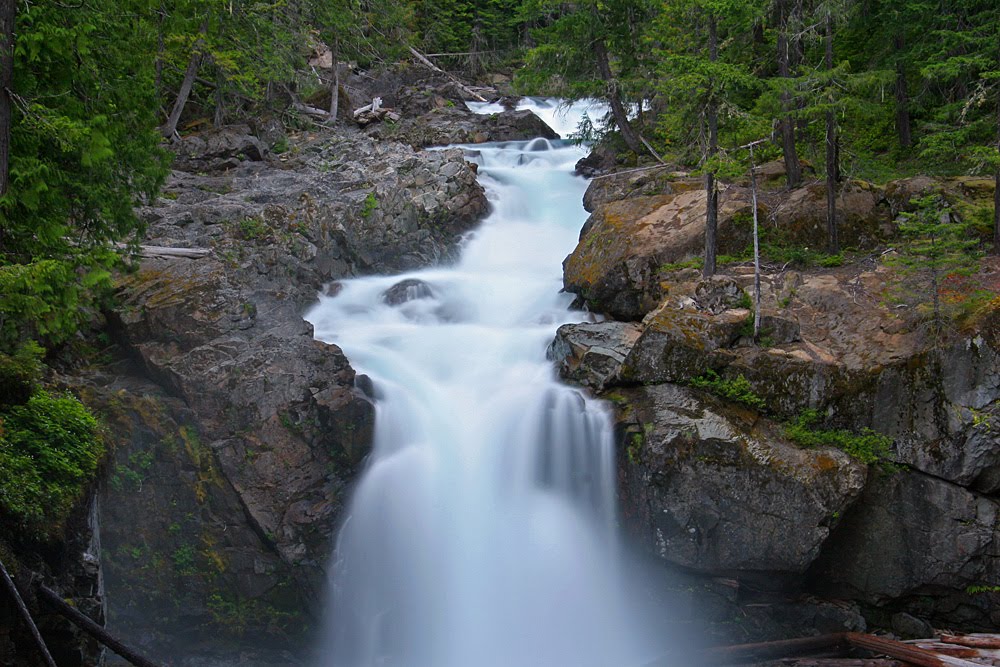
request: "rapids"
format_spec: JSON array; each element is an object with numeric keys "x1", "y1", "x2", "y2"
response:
[{"x1": 306, "y1": 100, "x2": 675, "y2": 667}]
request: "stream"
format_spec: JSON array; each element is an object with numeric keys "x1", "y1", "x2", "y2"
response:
[{"x1": 305, "y1": 100, "x2": 676, "y2": 667}]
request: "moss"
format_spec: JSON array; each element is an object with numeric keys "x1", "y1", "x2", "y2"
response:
[
  {"x1": 689, "y1": 369, "x2": 767, "y2": 412},
  {"x1": 784, "y1": 409, "x2": 892, "y2": 465}
]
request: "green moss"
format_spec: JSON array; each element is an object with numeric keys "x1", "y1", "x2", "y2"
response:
[{"x1": 361, "y1": 191, "x2": 378, "y2": 219}]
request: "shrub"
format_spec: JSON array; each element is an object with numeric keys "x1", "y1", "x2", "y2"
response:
[
  {"x1": 689, "y1": 369, "x2": 767, "y2": 411},
  {"x1": 784, "y1": 409, "x2": 892, "y2": 465},
  {"x1": 0, "y1": 390, "x2": 104, "y2": 537}
]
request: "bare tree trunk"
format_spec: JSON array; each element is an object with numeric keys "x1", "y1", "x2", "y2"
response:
[
  {"x1": 328, "y1": 37, "x2": 339, "y2": 124},
  {"x1": 594, "y1": 39, "x2": 644, "y2": 156},
  {"x1": 776, "y1": 0, "x2": 802, "y2": 188},
  {"x1": 825, "y1": 11, "x2": 839, "y2": 254},
  {"x1": 994, "y1": 114, "x2": 999, "y2": 255},
  {"x1": 0, "y1": 559, "x2": 57, "y2": 667},
  {"x1": 161, "y1": 23, "x2": 207, "y2": 139},
  {"x1": 703, "y1": 13, "x2": 719, "y2": 279},
  {"x1": 894, "y1": 33, "x2": 912, "y2": 148},
  {"x1": 749, "y1": 143, "x2": 761, "y2": 340},
  {"x1": 0, "y1": 0, "x2": 16, "y2": 199}
]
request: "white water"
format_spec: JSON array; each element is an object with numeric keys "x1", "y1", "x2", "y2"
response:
[{"x1": 307, "y1": 100, "x2": 672, "y2": 667}]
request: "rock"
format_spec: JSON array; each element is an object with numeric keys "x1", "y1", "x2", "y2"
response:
[
  {"x1": 548, "y1": 321, "x2": 642, "y2": 391},
  {"x1": 582, "y1": 167, "x2": 698, "y2": 212},
  {"x1": 575, "y1": 143, "x2": 622, "y2": 179},
  {"x1": 770, "y1": 181, "x2": 890, "y2": 249},
  {"x1": 890, "y1": 612, "x2": 935, "y2": 639},
  {"x1": 809, "y1": 470, "x2": 1000, "y2": 629},
  {"x1": 96, "y1": 119, "x2": 491, "y2": 656},
  {"x1": 373, "y1": 106, "x2": 559, "y2": 148},
  {"x1": 381, "y1": 278, "x2": 435, "y2": 305},
  {"x1": 618, "y1": 383, "x2": 868, "y2": 578},
  {"x1": 172, "y1": 124, "x2": 268, "y2": 172},
  {"x1": 563, "y1": 188, "x2": 759, "y2": 320}
]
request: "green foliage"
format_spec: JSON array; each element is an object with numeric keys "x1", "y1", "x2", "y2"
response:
[
  {"x1": 689, "y1": 369, "x2": 767, "y2": 411},
  {"x1": 361, "y1": 191, "x2": 379, "y2": 219},
  {"x1": 0, "y1": 341, "x2": 43, "y2": 405},
  {"x1": 967, "y1": 584, "x2": 1000, "y2": 594},
  {"x1": 886, "y1": 194, "x2": 984, "y2": 339},
  {"x1": 784, "y1": 409, "x2": 892, "y2": 465},
  {"x1": 0, "y1": 390, "x2": 104, "y2": 538}
]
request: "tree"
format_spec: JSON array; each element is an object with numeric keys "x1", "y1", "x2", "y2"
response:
[
  {"x1": 0, "y1": 0, "x2": 167, "y2": 353},
  {"x1": 655, "y1": 0, "x2": 762, "y2": 277},
  {"x1": 517, "y1": 0, "x2": 657, "y2": 153},
  {"x1": 887, "y1": 194, "x2": 983, "y2": 342},
  {"x1": 774, "y1": 0, "x2": 803, "y2": 187}
]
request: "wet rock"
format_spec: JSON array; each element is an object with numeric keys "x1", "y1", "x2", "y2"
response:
[
  {"x1": 549, "y1": 321, "x2": 642, "y2": 391},
  {"x1": 618, "y1": 383, "x2": 867, "y2": 578},
  {"x1": 382, "y1": 278, "x2": 435, "y2": 305},
  {"x1": 891, "y1": 612, "x2": 935, "y2": 639}
]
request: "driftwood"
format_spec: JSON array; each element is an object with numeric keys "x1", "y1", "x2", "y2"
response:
[
  {"x1": 407, "y1": 46, "x2": 487, "y2": 102},
  {"x1": 940, "y1": 636, "x2": 1000, "y2": 650},
  {"x1": 845, "y1": 632, "x2": 986, "y2": 667},
  {"x1": 293, "y1": 101, "x2": 330, "y2": 119},
  {"x1": 706, "y1": 633, "x2": 849, "y2": 663},
  {"x1": 0, "y1": 559, "x2": 57, "y2": 667},
  {"x1": 353, "y1": 97, "x2": 401, "y2": 127},
  {"x1": 117, "y1": 243, "x2": 211, "y2": 259},
  {"x1": 353, "y1": 96, "x2": 382, "y2": 117},
  {"x1": 37, "y1": 584, "x2": 165, "y2": 667}
]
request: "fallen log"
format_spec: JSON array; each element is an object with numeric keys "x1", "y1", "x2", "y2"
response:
[
  {"x1": 705, "y1": 633, "x2": 849, "y2": 664},
  {"x1": 37, "y1": 583, "x2": 165, "y2": 667},
  {"x1": 845, "y1": 632, "x2": 986, "y2": 667},
  {"x1": 116, "y1": 243, "x2": 211, "y2": 259},
  {"x1": 292, "y1": 102, "x2": 330, "y2": 119},
  {"x1": 0, "y1": 559, "x2": 57, "y2": 667},
  {"x1": 940, "y1": 635, "x2": 1000, "y2": 650}
]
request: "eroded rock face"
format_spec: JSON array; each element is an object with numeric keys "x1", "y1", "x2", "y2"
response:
[{"x1": 809, "y1": 471, "x2": 1000, "y2": 628}]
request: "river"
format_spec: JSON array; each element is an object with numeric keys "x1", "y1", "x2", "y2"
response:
[{"x1": 305, "y1": 100, "x2": 674, "y2": 667}]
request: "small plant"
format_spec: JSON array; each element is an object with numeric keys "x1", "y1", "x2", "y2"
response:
[
  {"x1": 784, "y1": 409, "x2": 892, "y2": 465},
  {"x1": 689, "y1": 369, "x2": 767, "y2": 411},
  {"x1": 172, "y1": 544, "x2": 198, "y2": 574},
  {"x1": 360, "y1": 191, "x2": 378, "y2": 219},
  {"x1": 967, "y1": 584, "x2": 1000, "y2": 594},
  {"x1": 271, "y1": 137, "x2": 289, "y2": 155},
  {"x1": 659, "y1": 257, "x2": 703, "y2": 272},
  {"x1": 238, "y1": 217, "x2": 269, "y2": 241}
]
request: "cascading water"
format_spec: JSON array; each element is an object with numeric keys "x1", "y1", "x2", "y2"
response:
[{"x1": 307, "y1": 100, "x2": 673, "y2": 667}]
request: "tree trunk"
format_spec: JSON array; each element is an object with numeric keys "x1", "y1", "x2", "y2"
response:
[
  {"x1": 0, "y1": 559, "x2": 57, "y2": 667},
  {"x1": 328, "y1": 38, "x2": 339, "y2": 124},
  {"x1": 776, "y1": 0, "x2": 802, "y2": 188},
  {"x1": 161, "y1": 23, "x2": 207, "y2": 139},
  {"x1": 0, "y1": 0, "x2": 16, "y2": 199},
  {"x1": 894, "y1": 33, "x2": 912, "y2": 148},
  {"x1": 703, "y1": 13, "x2": 719, "y2": 279},
  {"x1": 825, "y1": 11, "x2": 839, "y2": 254},
  {"x1": 750, "y1": 143, "x2": 761, "y2": 341},
  {"x1": 994, "y1": 43, "x2": 1000, "y2": 255},
  {"x1": 594, "y1": 39, "x2": 644, "y2": 155}
]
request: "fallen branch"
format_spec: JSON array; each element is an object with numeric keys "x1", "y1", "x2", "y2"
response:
[
  {"x1": 407, "y1": 46, "x2": 487, "y2": 102},
  {"x1": 353, "y1": 97, "x2": 382, "y2": 117},
  {"x1": 704, "y1": 633, "x2": 848, "y2": 664},
  {"x1": 845, "y1": 632, "x2": 985, "y2": 667},
  {"x1": 37, "y1": 583, "x2": 165, "y2": 667},
  {"x1": 116, "y1": 243, "x2": 211, "y2": 259},
  {"x1": 939, "y1": 635, "x2": 1000, "y2": 650},
  {"x1": 587, "y1": 164, "x2": 674, "y2": 181},
  {"x1": 292, "y1": 102, "x2": 329, "y2": 119},
  {"x1": 0, "y1": 559, "x2": 57, "y2": 667}
]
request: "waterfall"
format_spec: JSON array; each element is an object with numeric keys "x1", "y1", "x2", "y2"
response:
[{"x1": 306, "y1": 100, "x2": 672, "y2": 667}]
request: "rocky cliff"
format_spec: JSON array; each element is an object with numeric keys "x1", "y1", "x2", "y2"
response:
[
  {"x1": 58, "y1": 86, "x2": 552, "y2": 664},
  {"x1": 553, "y1": 163, "x2": 1000, "y2": 642}
]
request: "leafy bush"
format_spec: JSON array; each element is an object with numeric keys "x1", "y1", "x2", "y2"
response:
[
  {"x1": 689, "y1": 369, "x2": 767, "y2": 411},
  {"x1": 784, "y1": 409, "x2": 892, "y2": 465},
  {"x1": 0, "y1": 390, "x2": 104, "y2": 537},
  {"x1": 0, "y1": 341, "x2": 44, "y2": 405}
]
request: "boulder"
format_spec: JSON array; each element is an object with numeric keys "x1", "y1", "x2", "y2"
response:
[
  {"x1": 563, "y1": 188, "x2": 758, "y2": 320},
  {"x1": 548, "y1": 321, "x2": 642, "y2": 391},
  {"x1": 172, "y1": 124, "x2": 268, "y2": 172},
  {"x1": 617, "y1": 383, "x2": 868, "y2": 578},
  {"x1": 382, "y1": 278, "x2": 435, "y2": 305},
  {"x1": 374, "y1": 105, "x2": 559, "y2": 148}
]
